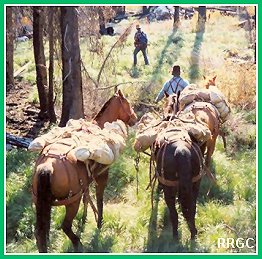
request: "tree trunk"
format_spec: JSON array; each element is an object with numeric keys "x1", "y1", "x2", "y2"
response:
[
  {"x1": 142, "y1": 6, "x2": 150, "y2": 15},
  {"x1": 197, "y1": 6, "x2": 206, "y2": 31},
  {"x1": 98, "y1": 7, "x2": 106, "y2": 35},
  {"x1": 173, "y1": 6, "x2": 180, "y2": 28},
  {"x1": 198, "y1": 6, "x2": 206, "y2": 22},
  {"x1": 6, "y1": 7, "x2": 14, "y2": 90},
  {"x1": 33, "y1": 7, "x2": 49, "y2": 119},
  {"x1": 59, "y1": 6, "x2": 84, "y2": 127},
  {"x1": 48, "y1": 7, "x2": 57, "y2": 123}
]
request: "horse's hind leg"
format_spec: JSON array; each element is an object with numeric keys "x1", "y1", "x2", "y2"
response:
[
  {"x1": 62, "y1": 199, "x2": 82, "y2": 252},
  {"x1": 190, "y1": 181, "x2": 201, "y2": 240},
  {"x1": 179, "y1": 183, "x2": 198, "y2": 240},
  {"x1": 163, "y1": 186, "x2": 179, "y2": 239},
  {"x1": 95, "y1": 171, "x2": 109, "y2": 229}
]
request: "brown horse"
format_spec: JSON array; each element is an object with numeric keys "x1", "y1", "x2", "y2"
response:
[
  {"x1": 164, "y1": 93, "x2": 220, "y2": 171},
  {"x1": 32, "y1": 89, "x2": 137, "y2": 253}
]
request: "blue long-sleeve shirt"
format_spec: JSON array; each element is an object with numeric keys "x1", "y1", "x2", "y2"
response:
[{"x1": 155, "y1": 76, "x2": 189, "y2": 103}]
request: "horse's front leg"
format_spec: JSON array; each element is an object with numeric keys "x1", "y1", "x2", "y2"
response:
[
  {"x1": 163, "y1": 186, "x2": 178, "y2": 240},
  {"x1": 205, "y1": 137, "x2": 217, "y2": 169},
  {"x1": 95, "y1": 170, "x2": 109, "y2": 229}
]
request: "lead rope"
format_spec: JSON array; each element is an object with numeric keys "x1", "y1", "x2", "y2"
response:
[
  {"x1": 134, "y1": 152, "x2": 140, "y2": 196},
  {"x1": 144, "y1": 145, "x2": 157, "y2": 210}
]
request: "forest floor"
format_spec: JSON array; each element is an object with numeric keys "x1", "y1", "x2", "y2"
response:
[{"x1": 6, "y1": 81, "x2": 48, "y2": 139}]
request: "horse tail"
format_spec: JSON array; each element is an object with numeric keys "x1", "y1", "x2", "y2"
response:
[
  {"x1": 35, "y1": 163, "x2": 53, "y2": 253},
  {"x1": 175, "y1": 147, "x2": 194, "y2": 216}
]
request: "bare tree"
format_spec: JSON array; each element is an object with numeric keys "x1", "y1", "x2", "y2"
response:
[
  {"x1": 48, "y1": 7, "x2": 57, "y2": 123},
  {"x1": 6, "y1": 6, "x2": 14, "y2": 90},
  {"x1": 59, "y1": 6, "x2": 84, "y2": 127},
  {"x1": 33, "y1": 6, "x2": 49, "y2": 119}
]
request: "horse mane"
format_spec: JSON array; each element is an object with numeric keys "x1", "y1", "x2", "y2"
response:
[{"x1": 93, "y1": 95, "x2": 115, "y2": 120}]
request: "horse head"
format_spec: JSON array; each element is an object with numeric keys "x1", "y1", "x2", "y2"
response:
[
  {"x1": 94, "y1": 89, "x2": 137, "y2": 127},
  {"x1": 164, "y1": 92, "x2": 180, "y2": 117},
  {"x1": 203, "y1": 75, "x2": 217, "y2": 89},
  {"x1": 113, "y1": 89, "x2": 137, "y2": 126}
]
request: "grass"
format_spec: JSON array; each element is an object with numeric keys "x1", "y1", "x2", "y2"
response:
[
  {"x1": 5, "y1": 131, "x2": 256, "y2": 253},
  {"x1": 7, "y1": 9, "x2": 256, "y2": 254}
]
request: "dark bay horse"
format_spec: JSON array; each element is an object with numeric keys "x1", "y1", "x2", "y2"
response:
[
  {"x1": 32, "y1": 89, "x2": 137, "y2": 252},
  {"x1": 154, "y1": 127, "x2": 204, "y2": 240},
  {"x1": 164, "y1": 93, "x2": 220, "y2": 171}
]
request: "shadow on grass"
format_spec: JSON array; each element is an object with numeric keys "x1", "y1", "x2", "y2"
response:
[
  {"x1": 145, "y1": 186, "x2": 210, "y2": 253},
  {"x1": 6, "y1": 150, "x2": 36, "y2": 244},
  {"x1": 6, "y1": 181, "x2": 33, "y2": 243},
  {"x1": 198, "y1": 160, "x2": 234, "y2": 205},
  {"x1": 149, "y1": 28, "x2": 183, "y2": 83},
  {"x1": 136, "y1": 28, "x2": 184, "y2": 101},
  {"x1": 84, "y1": 228, "x2": 115, "y2": 253},
  {"x1": 189, "y1": 22, "x2": 206, "y2": 82}
]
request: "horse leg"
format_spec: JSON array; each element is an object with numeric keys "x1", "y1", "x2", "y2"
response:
[
  {"x1": 190, "y1": 181, "x2": 201, "y2": 239},
  {"x1": 82, "y1": 191, "x2": 88, "y2": 225},
  {"x1": 95, "y1": 171, "x2": 109, "y2": 229},
  {"x1": 62, "y1": 199, "x2": 82, "y2": 252},
  {"x1": 219, "y1": 129, "x2": 227, "y2": 151},
  {"x1": 181, "y1": 201, "x2": 197, "y2": 240},
  {"x1": 179, "y1": 182, "x2": 197, "y2": 240},
  {"x1": 205, "y1": 137, "x2": 217, "y2": 169},
  {"x1": 163, "y1": 186, "x2": 179, "y2": 239}
]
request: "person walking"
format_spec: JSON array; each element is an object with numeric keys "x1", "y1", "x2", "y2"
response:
[
  {"x1": 155, "y1": 65, "x2": 189, "y2": 103},
  {"x1": 133, "y1": 24, "x2": 149, "y2": 66}
]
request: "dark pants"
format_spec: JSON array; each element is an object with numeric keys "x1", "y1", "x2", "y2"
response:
[{"x1": 134, "y1": 46, "x2": 149, "y2": 65}]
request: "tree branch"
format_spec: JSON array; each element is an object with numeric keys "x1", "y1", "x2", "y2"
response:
[
  {"x1": 81, "y1": 59, "x2": 99, "y2": 88},
  {"x1": 97, "y1": 24, "x2": 132, "y2": 84}
]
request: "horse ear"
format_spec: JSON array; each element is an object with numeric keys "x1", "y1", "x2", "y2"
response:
[
  {"x1": 164, "y1": 91, "x2": 169, "y2": 98},
  {"x1": 203, "y1": 75, "x2": 206, "y2": 80},
  {"x1": 118, "y1": 89, "x2": 124, "y2": 98},
  {"x1": 213, "y1": 75, "x2": 217, "y2": 82},
  {"x1": 114, "y1": 86, "x2": 118, "y2": 93}
]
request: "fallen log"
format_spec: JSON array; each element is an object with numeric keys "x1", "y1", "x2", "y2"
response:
[
  {"x1": 14, "y1": 61, "x2": 32, "y2": 78},
  {"x1": 6, "y1": 133, "x2": 32, "y2": 149}
]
